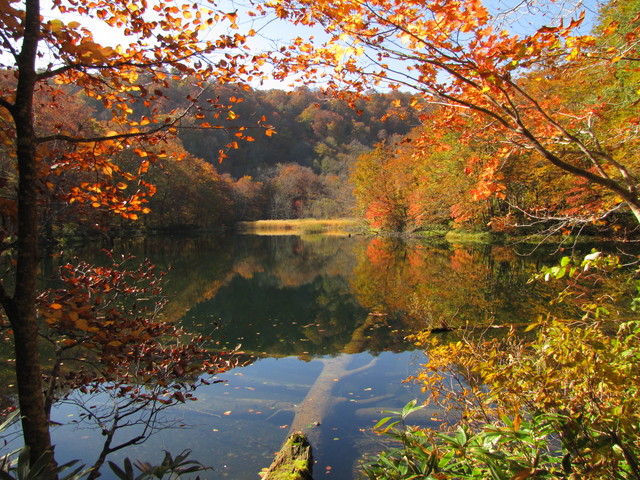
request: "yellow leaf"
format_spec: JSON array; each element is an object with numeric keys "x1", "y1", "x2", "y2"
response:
[
  {"x1": 48, "y1": 19, "x2": 64, "y2": 33},
  {"x1": 513, "y1": 412, "x2": 521, "y2": 431}
]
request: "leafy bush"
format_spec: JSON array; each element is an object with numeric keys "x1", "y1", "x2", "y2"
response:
[
  {"x1": 364, "y1": 403, "x2": 564, "y2": 479},
  {"x1": 0, "y1": 411, "x2": 208, "y2": 480},
  {"x1": 364, "y1": 251, "x2": 640, "y2": 479},
  {"x1": 0, "y1": 446, "x2": 207, "y2": 480}
]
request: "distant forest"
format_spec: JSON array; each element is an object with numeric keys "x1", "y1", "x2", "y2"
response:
[{"x1": 0, "y1": 73, "x2": 420, "y2": 237}]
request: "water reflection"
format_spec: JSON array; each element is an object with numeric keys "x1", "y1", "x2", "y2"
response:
[{"x1": 2, "y1": 234, "x2": 568, "y2": 480}]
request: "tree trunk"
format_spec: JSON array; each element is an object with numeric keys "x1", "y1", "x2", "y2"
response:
[
  {"x1": 262, "y1": 433, "x2": 313, "y2": 480},
  {"x1": 624, "y1": 200, "x2": 640, "y2": 226},
  {"x1": 6, "y1": 0, "x2": 56, "y2": 468}
]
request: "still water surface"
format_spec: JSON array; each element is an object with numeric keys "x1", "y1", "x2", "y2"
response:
[{"x1": 7, "y1": 234, "x2": 569, "y2": 479}]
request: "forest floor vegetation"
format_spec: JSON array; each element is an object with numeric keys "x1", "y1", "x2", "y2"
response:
[{"x1": 363, "y1": 251, "x2": 640, "y2": 480}]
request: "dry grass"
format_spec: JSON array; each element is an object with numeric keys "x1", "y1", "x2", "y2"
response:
[{"x1": 237, "y1": 218, "x2": 364, "y2": 236}]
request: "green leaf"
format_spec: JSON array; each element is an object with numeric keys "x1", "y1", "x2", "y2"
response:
[
  {"x1": 374, "y1": 416, "x2": 393, "y2": 429},
  {"x1": 454, "y1": 427, "x2": 468, "y2": 447},
  {"x1": 402, "y1": 399, "x2": 424, "y2": 420},
  {"x1": 108, "y1": 461, "x2": 131, "y2": 480}
]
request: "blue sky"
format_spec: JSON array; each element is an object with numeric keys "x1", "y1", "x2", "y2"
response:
[{"x1": 33, "y1": 0, "x2": 604, "y2": 91}]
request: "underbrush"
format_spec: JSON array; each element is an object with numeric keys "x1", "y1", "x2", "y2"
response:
[{"x1": 364, "y1": 251, "x2": 640, "y2": 480}]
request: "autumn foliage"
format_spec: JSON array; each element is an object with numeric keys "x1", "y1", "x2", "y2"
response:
[
  {"x1": 269, "y1": 0, "x2": 640, "y2": 232},
  {"x1": 0, "y1": 0, "x2": 266, "y2": 468}
]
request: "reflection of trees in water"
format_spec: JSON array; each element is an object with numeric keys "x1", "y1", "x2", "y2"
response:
[
  {"x1": 5, "y1": 233, "x2": 578, "y2": 475},
  {"x1": 2, "y1": 247, "x2": 241, "y2": 477},
  {"x1": 176, "y1": 234, "x2": 427, "y2": 357},
  {"x1": 97, "y1": 235, "x2": 364, "y2": 325},
  {"x1": 181, "y1": 272, "x2": 372, "y2": 357},
  {"x1": 152, "y1": 234, "x2": 569, "y2": 358},
  {"x1": 268, "y1": 235, "x2": 361, "y2": 288},
  {"x1": 174, "y1": 235, "x2": 394, "y2": 357},
  {"x1": 351, "y1": 237, "x2": 564, "y2": 331}
]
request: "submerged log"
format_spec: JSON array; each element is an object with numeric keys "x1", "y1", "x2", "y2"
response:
[
  {"x1": 262, "y1": 315, "x2": 382, "y2": 479},
  {"x1": 261, "y1": 433, "x2": 313, "y2": 480},
  {"x1": 287, "y1": 355, "x2": 378, "y2": 447}
]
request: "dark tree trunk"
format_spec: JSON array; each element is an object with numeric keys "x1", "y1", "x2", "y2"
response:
[{"x1": 3, "y1": 0, "x2": 56, "y2": 468}]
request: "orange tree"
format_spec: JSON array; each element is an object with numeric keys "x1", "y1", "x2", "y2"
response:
[
  {"x1": 351, "y1": 123, "x2": 502, "y2": 231},
  {"x1": 267, "y1": 0, "x2": 640, "y2": 226},
  {"x1": 0, "y1": 0, "x2": 264, "y2": 468},
  {"x1": 352, "y1": 144, "x2": 415, "y2": 231},
  {"x1": 351, "y1": 116, "x2": 615, "y2": 233}
]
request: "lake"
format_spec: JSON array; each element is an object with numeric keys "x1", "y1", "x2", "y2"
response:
[{"x1": 2, "y1": 233, "x2": 571, "y2": 479}]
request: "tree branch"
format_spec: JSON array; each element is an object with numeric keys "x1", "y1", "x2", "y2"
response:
[{"x1": 0, "y1": 97, "x2": 14, "y2": 112}]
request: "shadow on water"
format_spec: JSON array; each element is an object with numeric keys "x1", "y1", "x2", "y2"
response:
[{"x1": 1, "y1": 233, "x2": 577, "y2": 479}]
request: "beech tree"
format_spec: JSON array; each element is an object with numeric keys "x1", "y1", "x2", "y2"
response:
[
  {"x1": 267, "y1": 0, "x2": 640, "y2": 224},
  {"x1": 0, "y1": 0, "x2": 263, "y2": 468}
]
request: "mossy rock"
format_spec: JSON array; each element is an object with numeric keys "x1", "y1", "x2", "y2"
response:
[{"x1": 261, "y1": 433, "x2": 313, "y2": 480}]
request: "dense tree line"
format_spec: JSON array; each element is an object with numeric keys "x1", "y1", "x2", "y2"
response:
[
  {"x1": 276, "y1": 0, "x2": 640, "y2": 237},
  {"x1": 0, "y1": 76, "x2": 420, "y2": 237}
]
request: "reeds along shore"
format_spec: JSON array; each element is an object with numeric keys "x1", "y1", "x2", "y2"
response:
[{"x1": 237, "y1": 219, "x2": 362, "y2": 236}]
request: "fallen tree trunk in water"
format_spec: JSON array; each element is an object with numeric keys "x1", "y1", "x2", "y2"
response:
[
  {"x1": 287, "y1": 355, "x2": 377, "y2": 447},
  {"x1": 263, "y1": 357, "x2": 376, "y2": 480},
  {"x1": 287, "y1": 314, "x2": 383, "y2": 445},
  {"x1": 261, "y1": 433, "x2": 313, "y2": 480},
  {"x1": 263, "y1": 316, "x2": 383, "y2": 478}
]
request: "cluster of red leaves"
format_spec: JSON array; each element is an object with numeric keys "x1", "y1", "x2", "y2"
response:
[{"x1": 37, "y1": 253, "x2": 241, "y2": 406}]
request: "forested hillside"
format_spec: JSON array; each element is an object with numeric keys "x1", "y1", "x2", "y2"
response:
[
  {"x1": 278, "y1": 0, "x2": 640, "y2": 238},
  {"x1": 0, "y1": 77, "x2": 419, "y2": 235},
  {"x1": 1, "y1": 0, "x2": 637, "y2": 238}
]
